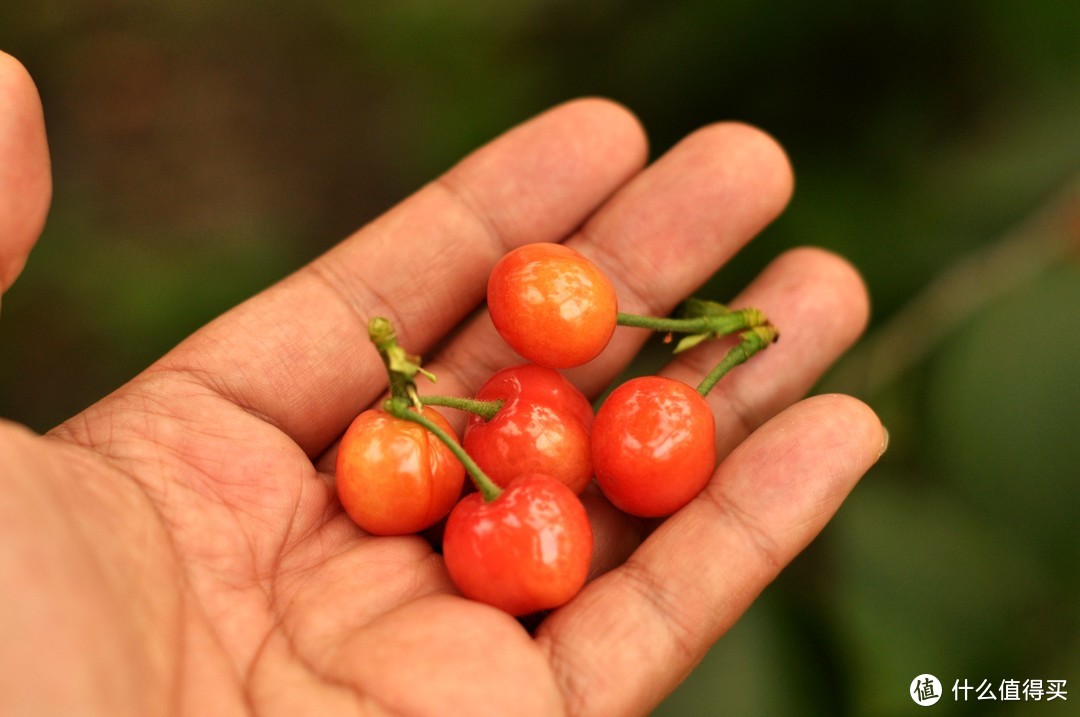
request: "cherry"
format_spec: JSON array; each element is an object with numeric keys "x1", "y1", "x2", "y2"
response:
[
  {"x1": 462, "y1": 364, "x2": 594, "y2": 494},
  {"x1": 336, "y1": 406, "x2": 465, "y2": 536},
  {"x1": 442, "y1": 473, "x2": 593, "y2": 616},
  {"x1": 487, "y1": 243, "x2": 618, "y2": 368},
  {"x1": 591, "y1": 376, "x2": 717, "y2": 517}
]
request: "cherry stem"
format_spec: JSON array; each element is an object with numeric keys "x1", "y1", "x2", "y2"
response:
[
  {"x1": 369, "y1": 317, "x2": 415, "y2": 405},
  {"x1": 616, "y1": 307, "x2": 768, "y2": 336},
  {"x1": 384, "y1": 396, "x2": 503, "y2": 503},
  {"x1": 420, "y1": 395, "x2": 505, "y2": 421},
  {"x1": 367, "y1": 316, "x2": 503, "y2": 502},
  {"x1": 696, "y1": 325, "x2": 779, "y2": 397},
  {"x1": 368, "y1": 316, "x2": 433, "y2": 410}
]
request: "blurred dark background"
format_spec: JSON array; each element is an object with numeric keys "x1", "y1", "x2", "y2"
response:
[{"x1": 2, "y1": 2, "x2": 1078, "y2": 714}]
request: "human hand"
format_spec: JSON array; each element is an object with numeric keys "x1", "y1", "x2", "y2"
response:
[{"x1": 0, "y1": 51, "x2": 885, "y2": 716}]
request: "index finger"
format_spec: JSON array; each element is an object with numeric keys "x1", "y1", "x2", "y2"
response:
[{"x1": 133, "y1": 99, "x2": 648, "y2": 454}]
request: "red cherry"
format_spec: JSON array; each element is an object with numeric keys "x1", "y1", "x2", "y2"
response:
[
  {"x1": 463, "y1": 364, "x2": 594, "y2": 494},
  {"x1": 487, "y1": 243, "x2": 618, "y2": 368},
  {"x1": 592, "y1": 376, "x2": 717, "y2": 517},
  {"x1": 336, "y1": 406, "x2": 465, "y2": 535},
  {"x1": 442, "y1": 473, "x2": 593, "y2": 616}
]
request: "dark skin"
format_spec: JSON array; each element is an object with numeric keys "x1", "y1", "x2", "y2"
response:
[{"x1": 0, "y1": 51, "x2": 885, "y2": 716}]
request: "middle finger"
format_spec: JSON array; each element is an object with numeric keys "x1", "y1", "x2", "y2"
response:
[{"x1": 422, "y1": 121, "x2": 796, "y2": 414}]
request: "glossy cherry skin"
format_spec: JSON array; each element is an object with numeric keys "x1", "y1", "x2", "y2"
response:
[
  {"x1": 336, "y1": 406, "x2": 465, "y2": 536},
  {"x1": 487, "y1": 243, "x2": 618, "y2": 368},
  {"x1": 592, "y1": 376, "x2": 717, "y2": 517},
  {"x1": 442, "y1": 473, "x2": 593, "y2": 616},
  {"x1": 463, "y1": 364, "x2": 594, "y2": 494}
]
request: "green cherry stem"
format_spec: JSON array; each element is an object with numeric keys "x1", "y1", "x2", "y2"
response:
[
  {"x1": 368, "y1": 316, "x2": 502, "y2": 501},
  {"x1": 384, "y1": 396, "x2": 503, "y2": 503},
  {"x1": 616, "y1": 307, "x2": 770, "y2": 353},
  {"x1": 696, "y1": 325, "x2": 779, "y2": 397},
  {"x1": 616, "y1": 307, "x2": 768, "y2": 333},
  {"x1": 420, "y1": 395, "x2": 505, "y2": 421},
  {"x1": 368, "y1": 316, "x2": 504, "y2": 420},
  {"x1": 368, "y1": 316, "x2": 434, "y2": 409}
]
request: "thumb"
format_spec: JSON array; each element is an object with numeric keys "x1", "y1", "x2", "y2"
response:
[{"x1": 0, "y1": 51, "x2": 52, "y2": 300}]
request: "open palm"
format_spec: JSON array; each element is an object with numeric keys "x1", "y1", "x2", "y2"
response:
[{"x1": 1, "y1": 53, "x2": 884, "y2": 716}]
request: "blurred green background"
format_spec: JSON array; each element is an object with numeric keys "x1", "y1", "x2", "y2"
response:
[{"x1": 2, "y1": 1, "x2": 1078, "y2": 714}]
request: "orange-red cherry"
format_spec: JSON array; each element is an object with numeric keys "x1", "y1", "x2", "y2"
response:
[
  {"x1": 463, "y1": 364, "x2": 594, "y2": 494},
  {"x1": 336, "y1": 406, "x2": 465, "y2": 535},
  {"x1": 442, "y1": 473, "x2": 593, "y2": 616},
  {"x1": 487, "y1": 243, "x2": 617, "y2": 368},
  {"x1": 592, "y1": 376, "x2": 717, "y2": 517}
]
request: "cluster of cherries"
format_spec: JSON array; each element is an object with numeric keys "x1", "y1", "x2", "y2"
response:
[{"x1": 335, "y1": 243, "x2": 777, "y2": 616}]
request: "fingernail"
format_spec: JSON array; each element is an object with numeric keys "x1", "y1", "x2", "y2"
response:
[{"x1": 878, "y1": 426, "x2": 890, "y2": 458}]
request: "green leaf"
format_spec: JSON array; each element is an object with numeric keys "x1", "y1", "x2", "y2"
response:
[
  {"x1": 673, "y1": 332, "x2": 712, "y2": 353},
  {"x1": 679, "y1": 297, "x2": 730, "y2": 319}
]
